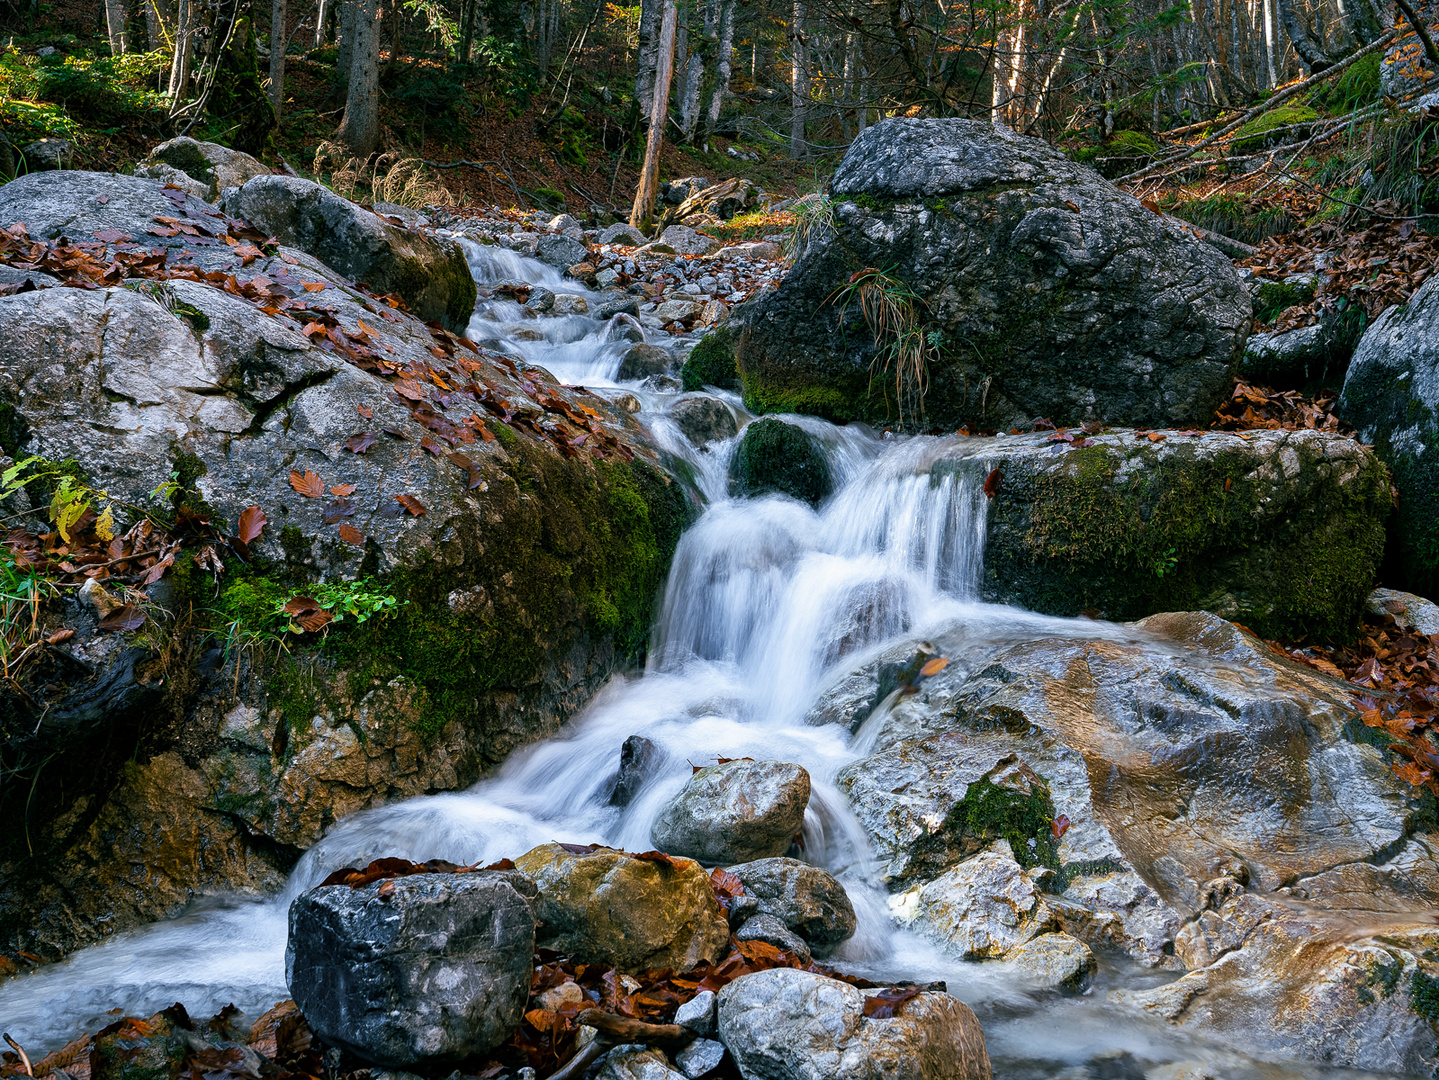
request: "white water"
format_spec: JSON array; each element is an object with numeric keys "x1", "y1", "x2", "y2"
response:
[{"x1": 0, "y1": 246, "x2": 1392, "y2": 1080}]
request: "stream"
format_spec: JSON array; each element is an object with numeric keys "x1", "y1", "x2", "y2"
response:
[{"x1": 0, "y1": 242, "x2": 1395, "y2": 1080}]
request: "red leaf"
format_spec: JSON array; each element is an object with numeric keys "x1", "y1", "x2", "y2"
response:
[
  {"x1": 330, "y1": 484, "x2": 356, "y2": 497},
  {"x1": 1050, "y1": 814, "x2": 1072, "y2": 839},
  {"x1": 982, "y1": 469, "x2": 1002, "y2": 500},
  {"x1": 395, "y1": 494, "x2": 428, "y2": 517},
  {"x1": 289, "y1": 469, "x2": 324, "y2": 498},
  {"x1": 237, "y1": 505, "x2": 267, "y2": 544},
  {"x1": 862, "y1": 987, "x2": 921, "y2": 1019}
]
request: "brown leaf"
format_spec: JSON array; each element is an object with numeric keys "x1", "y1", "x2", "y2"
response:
[
  {"x1": 862, "y1": 987, "x2": 921, "y2": 1019},
  {"x1": 345, "y1": 431, "x2": 378, "y2": 454},
  {"x1": 99, "y1": 604, "x2": 147, "y2": 631},
  {"x1": 289, "y1": 469, "x2": 324, "y2": 498},
  {"x1": 330, "y1": 484, "x2": 356, "y2": 497},
  {"x1": 396, "y1": 494, "x2": 428, "y2": 517},
  {"x1": 982, "y1": 469, "x2": 1002, "y2": 500},
  {"x1": 323, "y1": 499, "x2": 356, "y2": 524},
  {"x1": 237, "y1": 505, "x2": 267, "y2": 544},
  {"x1": 45, "y1": 628, "x2": 76, "y2": 644},
  {"x1": 301, "y1": 281, "x2": 326, "y2": 292},
  {"x1": 919, "y1": 657, "x2": 949, "y2": 677},
  {"x1": 337, "y1": 523, "x2": 364, "y2": 545}
]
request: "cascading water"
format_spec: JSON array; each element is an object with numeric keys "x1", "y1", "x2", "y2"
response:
[{"x1": 0, "y1": 245, "x2": 1394, "y2": 1080}]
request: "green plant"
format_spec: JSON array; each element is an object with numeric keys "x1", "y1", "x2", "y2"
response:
[
  {"x1": 1232, "y1": 105, "x2": 1318, "y2": 153},
  {"x1": 279, "y1": 578, "x2": 406, "y2": 632},
  {"x1": 0, "y1": 543, "x2": 53, "y2": 688},
  {"x1": 827, "y1": 266, "x2": 936, "y2": 424},
  {"x1": 782, "y1": 193, "x2": 834, "y2": 259}
]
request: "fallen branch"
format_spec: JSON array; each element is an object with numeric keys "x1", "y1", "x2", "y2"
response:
[
  {"x1": 3, "y1": 1033, "x2": 32, "y2": 1077},
  {"x1": 547, "y1": 1038, "x2": 608, "y2": 1080},
  {"x1": 580, "y1": 1010, "x2": 695, "y2": 1045},
  {"x1": 1117, "y1": 27, "x2": 1403, "y2": 183},
  {"x1": 1396, "y1": 0, "x2": 1439, "y2": 71},
  {"x1": 1174, "y1": 221, "x2": 1259, "y2": 258}
]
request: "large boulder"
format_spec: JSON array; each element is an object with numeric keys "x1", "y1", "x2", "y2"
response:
[
  {"x1": 135, "y1": 136, "x2": 271, "y2": 202},
  {"x1": 513, "y1": 844, "x2": 731, "y2": 970},
  {"x1": 716, "y1": 968, "x2": 992, "y2": 1080},
  {"x1": 0, "y1": 171, "x2": 688, "y2": 958},
  {"x1": 730, "y1": 418, "x2": 833, "y2": 507},
  {"x1": 1339, "y1": 274, "x2": 1439, "y2": 599},
  {"x1": 944, "y1": 427, "x2": 1390, "y2": 640},
  {"x1": 827, "y1": 608, "x2": 1439, "y2": 1071},
  {"x1": 651, "y1": 758, "x2": 811, "y2": 864},
  {"x1": 733, "y1": 118, "x2": 1250, "y2": 429},
  {"x1": 725, "y1": 857, "x2": 857, "y2": 945},
  {"x1": 286, "y1": 871, "x2": 537, "y2": 1067},
  {"x1": 223, "y1": 174, "x2": 477, "y2": 331}
]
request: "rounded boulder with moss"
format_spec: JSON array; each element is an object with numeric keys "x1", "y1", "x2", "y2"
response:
[
  {"x1": 730, "y1": 417, "x2": 833, "y2": 506},
  {"x1": 681, "y1": 326, "x2": 741, "y2": 391}
]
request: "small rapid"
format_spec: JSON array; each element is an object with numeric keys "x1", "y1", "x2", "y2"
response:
[{"x1": 0, "y1": 245, "x2": 1394, "y2": 1080}]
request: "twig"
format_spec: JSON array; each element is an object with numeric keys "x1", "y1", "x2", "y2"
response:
[
  {"x1": 580, "y1": 1010, "x2": 695, "y2": 1045},
  {"x1": 547, "y1": 1038, "x2": 608, "y2": 1080},
  {"x1": 1117, "y1": 28, "x2": 1403, "y2": 184},
  {"x1": 1396, "y1": 0, "x2": 1439, "y2": 70},
  {"x1": 4, "y1": 1033, "x2": 33, "y2": 1077},
  {"x1": 420, "y1": 158, "x2": 503, "y2": 170},
  {"x1": 1174, "y1": 220, "x2": 1258, "y2": 257}
]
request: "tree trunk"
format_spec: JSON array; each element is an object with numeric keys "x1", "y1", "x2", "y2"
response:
[
  {"x1": 789, "y1": 0, "x2": 807, "y2": 157},
  {"x1": 269, "y1": 0, "x2": 286, "y2": 119},
  {"x1": 337, "y1": 0, "x2": 355, "y2": 80},
  {"x1": 459, "y1": 0, "x2": 478, "y2": 61},
  {"x1": 144, "y1": 0, "x2": 170, "y2": 55},
  {"x1": 634, "y1": 0, "x2": 662, "y2": 115},
  {"x1": 315, "y1": 0, "x2": 329, "y2": 45},
  {"x1": 105, "y1": 0, "x2": 129, "y2": 53},
  {"x1": 168, "y1": 0, "x2": 192, "y2": 96},
  {"x1": 698, "y1": 0, "x2": 734, "y2": 145},
  {"x1": 631, "y1": 0, "x2": 677, "y2": 232},
  {"x1": 1277, "y1": 0, "x2": 1331, "y2": 70},
  {"x1": 336, "y1": 0, "x2": 380, "y2": 159}
]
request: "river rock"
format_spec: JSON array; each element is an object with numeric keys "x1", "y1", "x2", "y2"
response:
[
  {"x1": 135, "y1": 136, "x2": 271, "y2": 202},
  {"x1": 733, "y1": 118, "x2": 1249, "y2": 429},
  {"x1": 619, "y1": 343, "x2": 674, "y2": 380},
  {"x1": 681, "y1": 327, "x2": 741, "y2": 391},
  {"x1": 600, "y1": 222, "x2": 648, "y2": 246},
  {"x1": 285, "y1": 871, "x2": 537, "y2": 1067},
  {"x1": 514, "y1": 843, "x2": 731, "y2": 970},
  {"x1": 0, "y1": 170, "x2": 687, "y2": 959},
  {"x1": 725, "y1": 856, "x2": 857, "y2": 944},
  {"x1": 1339, "y1": 272, "x2": 1439, "y2": 598},
  {"x1": 716, "y1": 968, "x2": 993, "y2": 1080},
  {"x1": 1239, "y1": 322, "x2": 1350, "y2": 387},
  {"x1": 736, "y1": 912, "x2": 811, "y2": 963},
  {"x1": 675, "y1": 989, "x2": 717, "y2": 1034},
  {"x1": 940, "y1": 427, "x2": 1389, "y2": 639},
  {"x1": 901, "y1": 842, "x2": 1049, "y2": 959},
  {"x1": 1002, "y1": 932, "x2": 1097, "y2": 992},
  {"x1": 535, "y1": 233, "x2": 590, "y2": 271},
  {"x1": 730, "y1": 418, "x2": 833, "y2": 507},
  {"x1": 1368, "y1": 587, "x2": 1439, "y2": 636},
  {"x1": 659, "y1": 225, "x2": 720, "y2": 256},
  {"x1": 594, "y1": 1045, "x2": 687, "y2": 1080},
  {"x1": 674, "y1": 1037, "x2": 727, "y2": 1079},
  {"x1": 651, "y1": 758, "x2": 811, "y2": 864},
  {"x1": 609, "y1": 734, "x2": 661, "y2": 807},
  {"x1": 222, "y1": 174, "x2": 477, "y2": 331},
  {"x1": 670, "y1": 395, "x2": 738, "y2": 446}
]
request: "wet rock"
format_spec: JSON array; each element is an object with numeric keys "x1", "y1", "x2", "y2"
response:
[
  {"x1": 609, "y1": 734, "x2": 660, "y2": 807},
  {"x1": 135, "y1": 136, "x2": 270, "y2": 202},
  {"x1": 734, "y1": 118, "x2": 1249, "y2": 429},
  {"x1": 658, "y1": 225, "x2": 720, "y2": 257},
  {"x1": 534, "y1": 234, "x2": 590, "y2": 271},
  {"x1": 222, "y1": 174, "x2": 476, "y2": 331},
  {"x1": 514, "y1": 843, "x2": 731, "y2": 970},
  {"x1": 651, "y1": 758, "x2": 811, "y2": 864},
  {"x1": 655, "y1": 299, "x2": 703, "y2": 323},
  {"x1": 670, "y1": 395, "x2": 738, "y2": 446},
  {"x1": 596, "y1": 295, "x2": 641, "y2": 319},
  {"x1": 681, "y1": 327, "x2": 740, "y2": 391},
  {"x1": 618, "y1": 343, "x2": 674, "y2": 380},
  {"x1": 525, "y1": 286, "x2": 556, "y2": 312},
  {"x1": 675, "y1": 989, "x2": 717, "y2": 1035},
  {"x1": 716, "y1": 968, "x2": 993, "y2": 1080},
  {"x1": 725, "y1": 856, "x2": 857, "y2": 944},
  {"x1": 901, "y1": 842, "x2": 1049, "y2": 959},
  {"x1": 674, "y1": 1038, "x2": 726, "y2": 1078},
  {"x1": 730, "y1": 418, "x2": 832, "y2": 507},
  {"x1": 593, "y1": 1045, "x2": 686, "y2": 1080},
  {"x1": 1368, "y1": 587, "x2": 1439, "y2": 636},
  {"x1": 551, "y1": 293, "x2": 588, "y2": 315},
  {"x1": 600, "y1": 223, "x2": 648, "y2": 246},
  {"x1": 735, "y1": 913, "x2": 811, "y2": 963},
  {"x1": 1001, "y1": 932, "x2": 1097, "y2": 992},
  {"x1": 286, "y1": 871, "x2": 538, "y2": 1067},
  {"x1": 944, "y1": 427, "x2": 1389, "y2": 639},
  {"x1": 1339, "y1": 273, "x2": 1439, "y2": 597}
]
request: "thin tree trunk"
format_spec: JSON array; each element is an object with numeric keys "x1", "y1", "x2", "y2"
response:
[
  {"x1": 315, "y1": 0, "x2": 328, "y2": 45},
  {"x1": 336, "y1": 0, "x2": 380, "y2": 159},
  {"x1": 635, "y1": 0, "x2": 662, "y2": 114},
  {"x1": 269, "y1": 0, "x2": 286, "y2": 118},
  {"x1": 168, "y1": 0, "x2": 192, "y2": 96},
  {"x1": 459, "y1": 0, "x2": 477, "y2": 61},
  {"x1": 789, "y1": 0, "x2": 807, "y2": 157},
  {"x1": 631, "y1": 0, "x2": 677, "y2": 232},
  {"x1": 1277, "y1": 0, "x2": 1331, "y2": 70},
  {"x1": 105, "y1": 0, "x2": 129, "y2": 53},
  {"x1": 698, "y1": 0, "x2": 734, "y2": 145},
  {"x1": 337, "y1": 0, "x2": 355, "y2": 78}
]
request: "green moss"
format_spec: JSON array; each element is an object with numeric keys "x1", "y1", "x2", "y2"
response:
[
  {"x1": 681, "y1": 326, "x2": 740, "y2": 391},
  {"x1": 1412, "y1": 969, "x2": 1439, "y2": 1023},
  {"x1": 740, "y1": 372, "x2": 868, "y2": 424},
  {"x1": 852, "y1": 192, "x2": 883, "y2": 211},
  {"x1": 982, "y1": 439, "x2": 1389, "y2": 640},
  {"x1": 1253, "y1": 279, "x2": 1316, "y2": 323},
  {"x1": 1109, "y1": 130, "x2": 1159, "y2": 155},
  {"x1": 947, "y1": 775, "x2": 1060, "y2": 872},
  {"x1": 1234, "y1": 106, "x2": 1318, "y2": 153},
  {"x1": 278, "y1": 524, "x2": 311, "y2": 565},
  {"x1": 172, "y1": 302, "x2": 210, "y2": 334},
  {"x1": 493, "y1": 420, "x2": 519, "y2": 449},
  {"x1": 730, "y1": 417, "x2": 833, "y2": 506}
]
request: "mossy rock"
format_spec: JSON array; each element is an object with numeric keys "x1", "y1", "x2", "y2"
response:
[
  {"x1": 973, "y1": 429, "x2": 1390, "y2": 641},
  {"x1": 730, "y1": 417, "x2": 833, "y2": 506},
  {"x1": 1253, "y1": 278, "x2": 1316, "y2": 323},
  {"x1": 681, "y1": 325, "x2": 740, "y2": 391},
  {"x1": 1233, "y1": 106, "x2": 1318, "y2": 153}
]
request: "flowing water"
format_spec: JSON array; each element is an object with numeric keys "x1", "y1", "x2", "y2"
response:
[{"x1": 0, "y1": 245, "x2": 1395, "y2": 1080}]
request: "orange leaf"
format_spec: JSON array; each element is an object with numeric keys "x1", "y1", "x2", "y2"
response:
[
  {"x1": 289, "y1": 469, "x2": 324, "y2": 498},
  {"x1": 302, "y1": 281, "x2": 326, "y2": 292},
  {"x1": 237, "y1": 504, "x2": 268, "y2": 543},
  {"x1": 919, "y1": 657, "x2": 949, "y2": 677},
  {"x1": 330, "y1": 484, "x2": 356, "y2": 497},
  {"x1": 338, "y1": 523, "x2": 363, "y2": 545},
  {"x1": 396, "y1": 494, "x2": 428, "y2": 517}
]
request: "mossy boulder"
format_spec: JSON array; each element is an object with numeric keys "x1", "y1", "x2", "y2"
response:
[
  {"x1": 1232, "y1": 105, "x2": 1318, "y2": 152},
  {"x1": 1339, "y1": 275, "x2": 1439, "y2": 599},
  {"x1": 730, "y1": 417, "x2": 833, "y2": 506},
  {"x1": 951, "y1": 427, "x2": 1390, "y2": 640},
  {"x1": 681, "y1": 325, "x2": 741, "y2": 391}
]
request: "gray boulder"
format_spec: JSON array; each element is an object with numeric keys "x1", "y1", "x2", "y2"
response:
[
  {"x1": 593, "y1": 1045, "x2": 687, "y2": 1080},
  {"x1": 670, "y1": 395, "x2": 738, "y2": 446},
  {"x1": 1367, "y1": 587, "x2": 1439, "y2": 636},
  {"x1": 1002, "y1": 932, "x2": 1097, "y2": 993},
  {"x1": 535, "y1": 233, "x2": 590, "y2": 271},
  {"x1": 659, "y1": 225, "x2": 720, "y2": 256},
  {"x1": 675, "y1": 989, "x2": 717, "y2": 1035},
  {"x1": 286, "y1": 871, "x2": 537, "y2": 1067},
  {"x1": 135, "y1": 136, "x2": 271, "y2": 202},
  {"x1": 730, "y1": 418, "x2": 832, "y2": 507},
  {"x1": 734, "y1": 118, "x2": 1250, "y2": 429},
  {"x1": 1339, "y1": 274, "x2": 1439, "y2": 599},
  {"x1": 600, "y1": 222, "x2": 648, "y2": 246},
  {"x1": 609, "y1": 734, "x2": 660, "y2": 807},
  {"x1": 223, "y1": 174, "x2": 476, "y2": 331},
  {"x1": 618, "y1": 343, "x2": 674, "y2": 381},
  {"x1": 902, "y1": 843, "x2": 1049, "y2": 959},
  {"x1": 652, "y1": 758, "x2": 811, "y2": 864},
  {"x1": 675, "y1": 1038, "x2": 726, "y2": 1079},
  {"x1": 725, "y1": 857, "x2": 856, "y2": 945},
  {"x1": 716, "y1": 968, "x2": 993, "y2": 1080},
  {"x1": 20, "y1": 138, "x2": 74, "y2": 171},
  {"x1": 735, "y1": 913, "x2": 811, "y2": 963}
]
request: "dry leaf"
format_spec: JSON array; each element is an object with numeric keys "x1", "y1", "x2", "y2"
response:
[{"x1": 289, "y1": 469, "x2": 324, "y2": 498}]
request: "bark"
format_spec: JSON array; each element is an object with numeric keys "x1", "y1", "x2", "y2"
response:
[
  {"x1": 790, "y1": 0, "x2": 807, "y2": 157},
  {"x1": 1277, "y1": 0, "x2": 1332, "y2": 71},
  {"x1": 269, "y1": 0, "x2": 286, "y2": 119},
  {"x1": 336, "y1": 0, "x2": 381, "y2": 160},
  {"x1": 631, "y1": 0, "x2": 677, "y2": 232},
  {"x1": 105, "y1": 0, "x2": 129, "y2": 53},
  {"x1": 697, "y1": 0, "x2": 734, "y2": 145},
  {"x1": 167, "y1": 0, "x2": 192, "y2": 97},
  {"x1": 634, "y1": 0, "x2": 662, "y2": 115},
  {"x1": 337, "y1": 0, "x2": 355, "y2": 82},
  {"x1": 459, "y1": 0, "x2": 478, "y2": 61}
]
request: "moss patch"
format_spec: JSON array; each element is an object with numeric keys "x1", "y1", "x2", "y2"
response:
[
  {"x1": 1234, "y1": 106, "x2": 1318, "y2": 153},
  {"x1": 681, "y1": 326, "x2": 740, "y2": 391},
  {"x1": 730, "y1": 417, "x2": 833, "y2": 506},
  {"x1": 947, "y1": 774, "x2": 1060, "y2": 872},
  {"x1": 1412, "y1": 969, "x2": 1439, "y2": 1023}
]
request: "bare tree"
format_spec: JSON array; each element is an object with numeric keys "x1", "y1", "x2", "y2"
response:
[
  {"x1": 270, "y1": 0, "x2": 287, "y2": 119},
  {"x1": 789, "y1": 0, "x2": 807, "y2": 156},
  {"x1": 632, "y1": 0, "x2": 678, "y2": 232},
  {"x1": 336, "y1": 0, "x2": 382, "y2": 159}
]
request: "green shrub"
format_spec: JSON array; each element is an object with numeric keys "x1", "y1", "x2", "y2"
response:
[{"x1": 1233, "y1": 105, "x2": 1318, "y2": 152}]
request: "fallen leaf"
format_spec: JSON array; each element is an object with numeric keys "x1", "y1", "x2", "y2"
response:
[
  {"x1": 99, "y1": 604, "x2": 147, "y2": 631},
  {"x1": 45, "y1": 628, "x2": 76, "y2": 644},
  {"x1": 345, "y1": 431, "x2": 378, "y2": 454},
  {"x1": 289, "y1": 469, "x2": 324, "y2": 497},
  {"x1": 982, "y1": 469, "x2": 1002, "y2": 500},
  {"x1": 862, "y1": 987, "x2": 921, "y2": 1018},
  {"x1": 302, "y1": 281, "x2": 326, "y2": 292},
  {"x1": 919, "y1": 657, "x2": 949, "y2": 677},
  {"x1": 237, "y1": 505, "x2": 267, "y2": 543},
  {"x1": 330, "y1": 484, "x2": 356, "y2": 497},
  {"x1": 395, "y1": 494, "x2": 428, "y2": 517},
  {"x1": 338, "y1": 523, "x2": 363, "y2": 545}
]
